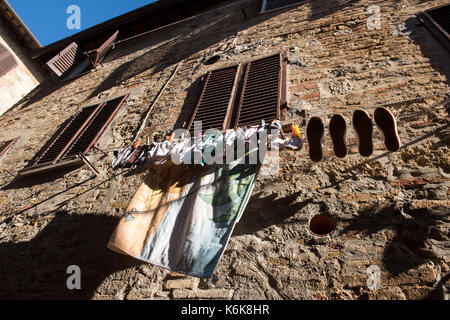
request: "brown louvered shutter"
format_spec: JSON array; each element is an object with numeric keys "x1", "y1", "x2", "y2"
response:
[
  {"x1": 33, "y1": 105, "x2": 100, "y2": 166},
  {"x1": 89, "y1": 30, "x2": 119, "y2": 67},
  {"x1": 187, "y1": 65, "x2": 240, "y2": 134},
  {"x1": 27, "y1": 96, "x2": 128, "y2": 171},
  {"x1": 0, "y1": 43, "x2": 18, "y2": 77},
  {"x1": 46, "y1": 42, "x2": 86, "y2": 77},
  {"x1": 418, "y1": 4, "x2": 450, "y2": 52},
  {"x1": 0, "y1": 138, "x2": 18, "y2": 160},
  {"x1": 62, "y1": 95, "x2": 128, "y2": 159},
  {"x1": 234, "y1": 53, "x2": 285, "y2": 128}
]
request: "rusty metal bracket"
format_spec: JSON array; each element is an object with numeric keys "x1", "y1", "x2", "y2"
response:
[{"x1": 78, "y1": 153, "x2": 100, "y2": 177}]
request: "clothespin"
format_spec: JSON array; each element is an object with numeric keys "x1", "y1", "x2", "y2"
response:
[
  {"x1": 294, "y1": 125, "x2": 302, "y2": 139},
  {"x1": 134, "y1": 139, "x2": 141, "y2": 149},
  {"x1": 291, "y1": 124, "x2": 302, "y2": 139}
]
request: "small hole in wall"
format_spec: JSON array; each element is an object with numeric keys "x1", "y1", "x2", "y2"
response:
[
  {"x1": 204, "y1": 55, "x2": 221, "y2": 65},
  {"x1": 309, "y1": 215, "x2": 336, "y2": 237}
]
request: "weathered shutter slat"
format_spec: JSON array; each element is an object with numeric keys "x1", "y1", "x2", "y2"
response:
[
  {"x1": 90, "y1": 30, "x2": 120, "y2": 67},
  {"x1": 418, "y1": 4, "x2": 450, "y2": 52},
  {"x1": 46, "y1": 42, "x2": 85, "y2": 77},
  {"x1": 428, "y1": 5, "x2": 450, "y2": 34},
  {"x1": 20, "y1": 96, "x2": 127, "y2": 176},
  {"x1": 62, "y1": 96, "x2": 128, "y2": 159},
  {"x1": 34, "y1": 106, "x2": 98, "y2": 165},
  {"x1": 187, "y1": 65, "x2": 239, "y2": 134},
  {"x1": 235, "y1": 54, "x2": 282, "y2": 128},
  {"x1": 0, "y1": 138, "x2": 17, "y2": 160}
]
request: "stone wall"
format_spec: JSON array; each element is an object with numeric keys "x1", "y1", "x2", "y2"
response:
[
  {"x1": 0, "y1": 22, "x2": 43, "y2": 116},
  {"x1": 0, "y1": 0, "x2": 448, "y2": 300}
]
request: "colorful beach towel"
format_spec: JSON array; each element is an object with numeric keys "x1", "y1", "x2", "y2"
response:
[{"x1": 108, "y1": 161, "x2": 259, "y2": 278}]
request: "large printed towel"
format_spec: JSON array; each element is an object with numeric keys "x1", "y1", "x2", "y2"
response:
[{"x1": 108, "y1": 162, "x2": 258, "y2": 278}]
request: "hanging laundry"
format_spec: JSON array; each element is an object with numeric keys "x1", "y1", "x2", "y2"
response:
[
  {"x1": 111, "y1": 122, "x2": 285, "y2": 171},
  {"x1": 112, "y1": 144, "x2": 152, "y2": 169},
  {"x1": 107, "y1": 153, "x2": 260, "y2": 278}
]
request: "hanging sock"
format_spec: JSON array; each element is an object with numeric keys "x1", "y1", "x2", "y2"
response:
[
  {"x1": 374, "y1": 107, "x2": 401, "y2": 152},
  {"x1": 112, "y1": 147, "x2": 133, "y2": 168},
  {"x1": 352, "y1": 109, "x2": 373, "y2": 157},
  {"x1": 307, "y1": 117, "x2": 325, "y2": 162},
  {"x1": 286, "y1": 136, "x2": 304, "y2": 150},
  {"x1": 329, "y1": 114, "x2": 348, "y2": 158}
]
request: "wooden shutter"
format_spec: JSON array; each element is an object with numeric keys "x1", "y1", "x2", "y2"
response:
[
  {"x1": 0, "y1": 138, "x2": 18, "y2": 160},
  {"x1": 418, "y1": 4, "x2": 450, "y2": 52},
  {"x1": 62, "y1": 96, "x2": 128, "y2": 159},
  {"x1": 234, "y1": 53, "x2": 285, "y2": 128},
  {"x1": 187, "y1": 65, "x2": 240, "y2": 134},
  {"x1": 46, "y1": 42, "x2": 86, "y2": 77},
  {"x1": 0, "y1": 43, "x2": 18, "y2": 76},
  {"x1": 89, "y1": 30, "x2": 119, "y2": 67},
  {"x1": 34, "y1": 105, "x2": 100, "y2": 166},
  {"x1": 25, "y1": 95, "x2": 128, "y2": 173}
]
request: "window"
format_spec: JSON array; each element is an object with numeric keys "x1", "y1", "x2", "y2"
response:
[
  {"x1": 418, "y1": 4, "x2": 450, "y2": 52},
  {"x1": 0, "y1": 138, "x2": 18, "y2": 161},
  {"x1": 46, "y1": 30, "x2": 119, "y2": 80},
  {"x1": 0, "y1": 43, "x2": 18, "y2": 77},
  {"x1": 187, "y1": 52, "x2": 287, "y2": 134},
  {"x1": 260, "y1": 0, "x2": 305, "y2": 14},
  {"x1": 19, "y1": 95, "x2": 129, "y2": 177}
]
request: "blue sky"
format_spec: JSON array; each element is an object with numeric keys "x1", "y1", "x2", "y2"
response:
[{"x1": 9, "y1": 0, "x2": 157, "y2": 46}]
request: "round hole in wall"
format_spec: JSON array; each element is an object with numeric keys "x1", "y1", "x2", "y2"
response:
[
  {"x1": 309, "y1": 215, "x2": 336, "y2": 237},
  {"x1": 204, "y1": 55, "x2": 221, "y2": 65}
]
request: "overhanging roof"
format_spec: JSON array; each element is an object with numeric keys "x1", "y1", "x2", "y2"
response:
[
  {"x1": 32, "y1": 0, "x2": 233, "y2": 63},
  {"x1": 0, "y1": 0, "x2": 42, "y2": 53}
]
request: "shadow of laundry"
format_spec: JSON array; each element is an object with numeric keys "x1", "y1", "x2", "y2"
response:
[
  {"x1": 0, "y1": 211, "x2": 142, "y2": 300},
  {"x1": 233, "y1": 191, "x2": 310, "y2": 236},
  {"x1": 319, "y1": 123, "x2": 450, "y2": 190},
  {"x1": 341, "y1": 203, "x2": 449, "y2": 276}
]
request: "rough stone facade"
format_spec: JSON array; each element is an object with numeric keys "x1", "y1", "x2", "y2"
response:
[
  {"x1": 0, "y1": 0, "x2": 449, "y2": 300},
  {"x1": 0, "y1": 26, "x2": 42, "y2": 116}
]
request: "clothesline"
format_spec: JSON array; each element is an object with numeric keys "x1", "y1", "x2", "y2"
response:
[
  {"x1": 110, "y1": 120, "x2": 305, "y2": 170},
  {"x1": 84, "y1": 90, "x2": 450, "y2": 158}
]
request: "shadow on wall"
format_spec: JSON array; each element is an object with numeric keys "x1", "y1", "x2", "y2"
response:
[
  {"x1": 404, "y1": 15, "x2": 450, "y2": 83},
  {"x1": 233, "y1": 191, "x2": 310, "y2": 236},
  {"x1": 7, "y1": 79, "x2": 66, "y2": 112},
  {"x1": 172, "y1": 76, "x2": 205, "y2": 130},
  {"x1": 2, "y1": 163, "x2": 85, "y2": 191},
  {"x1": 0, "y1": 211, "x2": 142, "y2": 300},
  {"x1": 341, "y1": 203, "x2": 449, "y2": 277}
]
